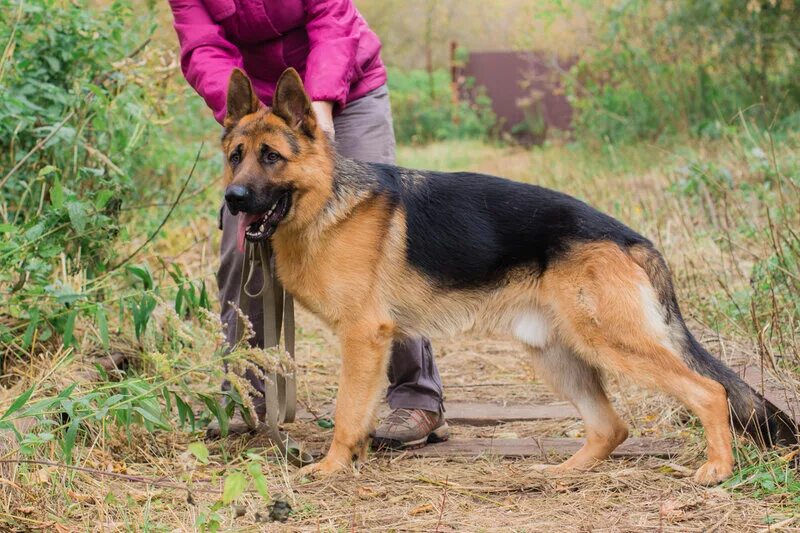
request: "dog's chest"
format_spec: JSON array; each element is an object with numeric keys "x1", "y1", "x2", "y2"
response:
[
  {"x1": 273, "y1": 249, "x2": 336, "y2": 322},
  {"x1": 272, "y1": 237, "x2": 381, "y2": 328}
]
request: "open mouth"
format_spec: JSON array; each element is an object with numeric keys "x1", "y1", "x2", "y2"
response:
[{"x1": 236, "y1": 191, "x2": 292, "y2": 251}]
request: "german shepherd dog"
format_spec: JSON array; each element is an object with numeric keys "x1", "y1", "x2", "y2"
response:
[{"x1": 221, "y1": 68, "x2": 797, "y2": 484}]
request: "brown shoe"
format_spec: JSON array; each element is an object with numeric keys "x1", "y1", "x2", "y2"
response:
[{"x1": 371, "y1": 408, "x2": 449, "y2": 450}]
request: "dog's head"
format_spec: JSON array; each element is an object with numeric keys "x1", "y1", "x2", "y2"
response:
[{"x1": 221, "y1": 68, "x2": 334, "y2": 249}]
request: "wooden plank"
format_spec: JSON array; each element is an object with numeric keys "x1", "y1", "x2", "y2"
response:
[
  {"x1": 444, "y1": 402, "x2": 579, "y2": 426},
  {"x1": 298, "y1": 402, "x2": 579, "y2": 425},
  {"x1": 738, "y1": 364, "x2": 800, "y2": 426},
  {"x1": 404, "y1": 437, "x2": 679, "y2": 459}
]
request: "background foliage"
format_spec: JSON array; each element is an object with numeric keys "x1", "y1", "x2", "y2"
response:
[{"x1": 570, "y1": 0, "x2": 800, "y2": 142}]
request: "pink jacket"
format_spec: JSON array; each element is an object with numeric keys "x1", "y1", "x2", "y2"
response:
[{"x1": 168, "y1": 0, "x2": 387, "y2": 124}]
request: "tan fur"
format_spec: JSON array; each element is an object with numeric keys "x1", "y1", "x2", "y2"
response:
[
  {"x1": 537, "y1": 243, "x2": 733, "y2": 482},
  {"x1": 222, "y1": 69, "x2": 735, "y2": 484}
]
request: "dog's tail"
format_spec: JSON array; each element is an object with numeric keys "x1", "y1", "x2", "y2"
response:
[
  {"x1": 630, "y1": 244, "x2": 798, "y2": 447},
  {"x1": 681, "y1": 329, "x2": 798, "y2": 446}
]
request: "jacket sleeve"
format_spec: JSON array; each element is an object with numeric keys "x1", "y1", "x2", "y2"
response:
[
  {"x1": 168, "y1": 0, "x2": 244, "y2": 124},
  {"x1": 303, "y1": 0, "x2": 361, "y2": 109}
]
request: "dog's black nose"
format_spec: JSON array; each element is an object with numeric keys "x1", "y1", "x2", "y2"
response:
[{"x1": 225, "y1": 185, "x2": 251, "y2": 214}]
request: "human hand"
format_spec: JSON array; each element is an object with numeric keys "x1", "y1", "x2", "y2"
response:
[{"x1": 311, "y1": 100, "x2": 335, "y2": 140}]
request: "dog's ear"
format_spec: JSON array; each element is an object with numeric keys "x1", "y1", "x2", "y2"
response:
[
  {"x1": 225, "y1": 68, "x2": 260, "y2": 126},
  {"x1": 272, "y1": 68, "x2": 316, "y2": 137}
]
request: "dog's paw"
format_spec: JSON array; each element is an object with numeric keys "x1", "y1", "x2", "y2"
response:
[
  {"x1": 693, "y1": 460, "x2": 733, "y2": 485},
  {"x1": 539, "y1": 463, "x2": 589, "y2": 476},
  {"x1": 295, "y1": 457, "x2": 348, "y2": 480}
]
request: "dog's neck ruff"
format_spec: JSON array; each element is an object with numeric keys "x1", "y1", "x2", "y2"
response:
[{"x1": 318, "y1": 155, "x2": 376, "y2": 228}]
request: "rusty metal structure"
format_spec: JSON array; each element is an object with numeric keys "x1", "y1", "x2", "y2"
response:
[{"x1": 454, "y1": 47, "x2": 575, "y2": 145}]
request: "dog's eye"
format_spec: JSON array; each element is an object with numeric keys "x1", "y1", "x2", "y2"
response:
[
  {"x1": 229, "y1": 151, "x2": 241, "y2": 166},
  {"x1": 265, "y1": 150, "x2": 281, "y2": 163}
]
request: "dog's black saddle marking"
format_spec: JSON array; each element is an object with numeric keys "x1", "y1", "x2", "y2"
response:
[{"x1": 370, "y1": 164, "x2": 649, "y2": 290}]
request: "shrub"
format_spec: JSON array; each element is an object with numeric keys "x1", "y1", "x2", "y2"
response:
[
  {"x1": 569, "y1": 1, "x2": 800, "y2": 143},
  {"x1": 0, "y1": 0, "x2": 216, "y2": 356}
]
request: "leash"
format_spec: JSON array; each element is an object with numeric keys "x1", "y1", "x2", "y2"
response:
[{"x1": 236, "y1": 240, "x2": 314, "y2": 467}]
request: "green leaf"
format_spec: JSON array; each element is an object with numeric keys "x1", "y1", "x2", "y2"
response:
[
  {"x1": 199, "y1": 281, "x2": 210, "y2": 310},
  {"x1": 96, "y1": 306, "x2": 109, "y2": 349},
  {"x1": 50, "y1": 176, "x2": 64, "y2": 209},
  {"x1": 62, "y1": 417, "x2": 80, "y2": 463},
  {"x1": 245, "y1": 452, "x2": 265, "y2": 463},
  {"x1": 200, "y1": 394, "x2": 228, "y2": 437},
  {"x1": 22, "y1": 309, "x2": 39, "y2": 349},
  {"x1": 174, "y1": 286, "x2": 184, "y2": 317},
  {"x1": 43, "y1": 56, "x2": 60, "y2": 71},
  {"x1": 222, "y1": 472, "x2": 247, "y2": 504},
  {"x1": 24, "y1": 221, "x2": 45, "y2": 241},
  {"x1": 316, "y1": 417, "x2": 334, "y2": 429},
  {"x1": 94, "y1": 189, "x2": 113, "y2": 210},
  {"x1": 188, "y1": 442, "x2": 209, "y2": 464},
  {"x1": 0, "y1": 385, "x2": 35, "y2": 421},
  {"x1": 38, "y1": 165, "x2": 59, "y2": 177},
  {"x1": 126, "y1": 265, "x2": 153, "y2": 290},
  {"x1": 54, "y1": 291, "x2": 84, "y2": 305},
  {"x1": 65, "y1": 201, "x2": 89, "y2": 232},
  {"x1": 248, "y1": 462, "x2": 269, "y2": 500},
  {"x1": 62, "y1": 310, "x2": 77, "y2": 347},
  {"x1": 133, "y1": 406, "x2": 170, "y2": 430},
  {"x1": 58, "y1": 383, "x2": 78, "y2": 400},
  {"x1": 162, "y1": 387, "x2": 172, "y2": 415},
  {"x1": 174, "y1": 393, "x2": 194, "y2": 430}
]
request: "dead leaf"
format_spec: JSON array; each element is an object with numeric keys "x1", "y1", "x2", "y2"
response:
[
  {"x1": 67, "y1": 490, "x2": 96, "y2": 504},
  {"x1": 357, "y1": 486, "x2": 377, "y2": 499},
  {"x1": 35, "y1": 466, "x2": 56, "y2": 484},
  {"x1": 410, "y1": 503, "x2": 435, "y2": 516},
  {"x1": 660, "y1": 499, "x2": 686, "y2": 516},
  {"x1": 781, "y1": 448, "x2": 799, "y2": 463},
  {"x1": 661, "y1": 497, "x2": 705, "y2": 521}
]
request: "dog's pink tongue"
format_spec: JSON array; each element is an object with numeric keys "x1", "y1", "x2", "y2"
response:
[{"x1": 236, "y1": 213, "x2": 264, "y2": 252}]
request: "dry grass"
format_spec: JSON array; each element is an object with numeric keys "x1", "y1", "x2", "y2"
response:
[{"x1": 1, "y1": 136, "x2": 799, "y2": 530}]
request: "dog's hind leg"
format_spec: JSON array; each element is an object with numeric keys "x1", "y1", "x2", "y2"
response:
[
  {"x1": 543, "y1": 242, "x2": 734, "y2": 484},
  {"x1": 528, "y1": 343, "x2": 628, "y2": 470}
]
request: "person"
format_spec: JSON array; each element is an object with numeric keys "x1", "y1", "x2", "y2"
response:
[{"x1": 168, "y1": 0, "x2": 448, "y2": 448}]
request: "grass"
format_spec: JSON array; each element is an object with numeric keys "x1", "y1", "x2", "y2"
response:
[{"x1": 1, "y1": 128, "x2": 799, "y2": 530}]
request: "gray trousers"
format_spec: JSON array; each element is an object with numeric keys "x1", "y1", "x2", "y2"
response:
[{"x1": 218, "y1": 85, "x2": 444, "y2": 413}]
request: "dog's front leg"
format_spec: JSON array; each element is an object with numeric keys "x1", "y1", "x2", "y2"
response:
[{"x1": 299, "y1": 319, "x2": 393, "y2": 477}]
